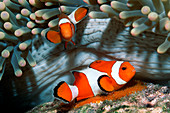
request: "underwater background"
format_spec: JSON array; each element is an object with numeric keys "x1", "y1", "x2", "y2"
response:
[{"x1": 0, "y1": 0, "x2": 169, "y2": 112}]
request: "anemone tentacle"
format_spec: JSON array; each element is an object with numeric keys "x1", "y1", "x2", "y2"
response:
[
  {"x1": 85, "y1": 0, "x2": 170, "y2": 54},
  {"x1": 0, "y1": 0, "x2": 87, "y2": 80}
]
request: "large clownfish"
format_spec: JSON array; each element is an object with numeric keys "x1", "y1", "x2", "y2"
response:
[
  {"x1": 53, "y1": 60, "x2": 136, "y2": 103},
  {"x1": 46, "y1": 6, "x2": 89, "y2": 49}
]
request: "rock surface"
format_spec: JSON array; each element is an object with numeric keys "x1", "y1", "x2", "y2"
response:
[{"x1": 28, "y1": 80, "x2": 170, "y2": 113}]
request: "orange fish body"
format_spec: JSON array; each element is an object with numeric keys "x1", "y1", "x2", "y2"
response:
[
  {"x1": 46, "y1": 6, "x2": 88, "y2": 49},
  {"x1": 53, "y1": 60, "x2": 136, "y2": 103}
]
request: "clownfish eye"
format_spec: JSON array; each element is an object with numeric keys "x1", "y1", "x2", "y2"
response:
[{"x1": 122, "y1": 67, "x2": 127, "y2": 70}]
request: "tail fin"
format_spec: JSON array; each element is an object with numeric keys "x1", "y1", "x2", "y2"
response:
[{"x1": 53, "y1": 81, "x2": 73, "y2": 103}]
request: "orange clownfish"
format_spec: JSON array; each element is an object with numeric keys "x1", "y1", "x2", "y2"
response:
[
  {"x1": 53, "y1": 60, "x2": 136, "y2": 103},
  {"x1": 46, "y1": 6, "x2": 89, "y2": 49}
]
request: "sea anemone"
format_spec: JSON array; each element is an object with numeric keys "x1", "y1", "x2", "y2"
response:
[
  {"x1": 85, "y1": 0, "x2": 170, "y2": 54},
  {"x1": 0, "y1": 0, "x2": 87, "y2": 80},
  {"x1": 0, "y1": 0, "x2": 36, "y2": 79}
]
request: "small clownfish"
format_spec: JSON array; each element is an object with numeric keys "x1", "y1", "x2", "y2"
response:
[
  {"x1": 53, "y1": 60, "x2": 136, "y2": 103},
  {"x1": 46, "y1": 6, "x2": 89, "y2": 49}
]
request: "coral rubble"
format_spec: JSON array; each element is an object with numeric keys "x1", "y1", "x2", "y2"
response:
[
  {"x1": 85, "y1": 0, "x2": 170, "y2": 54},
  {"x1": 27, "y1": 80, "x2": 147, "y2": 112},
  {"x1": 27, "y1": 80, "x2": 170, "y2": 113},
  {"x1": 0, "y1": 0, "x2": 87, "y2": 79},
  {"x1": 74, "y1": 80, "x2": 146, "y2": 109}
]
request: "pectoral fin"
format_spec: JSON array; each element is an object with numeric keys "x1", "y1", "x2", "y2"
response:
[
  {"x1": 68, "y1": 6, "x2": 89, "y2": 24},
  {"x1": 46, "y1": 30, "x2": 62, "y2": 43},
  {"x1": 98, "y1": 75, "x2": 114, "y2": 92},
  {"x1": 74, "y1": 7, "x2": 88, "y2": 22}
]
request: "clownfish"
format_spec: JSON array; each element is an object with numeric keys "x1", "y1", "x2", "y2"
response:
[
  {"x1": 45, "y1": 6, "x2": 89, "y2": 49},
  {"x1": 53, "y1": 60, "x2": 136, "y2": 103}
]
